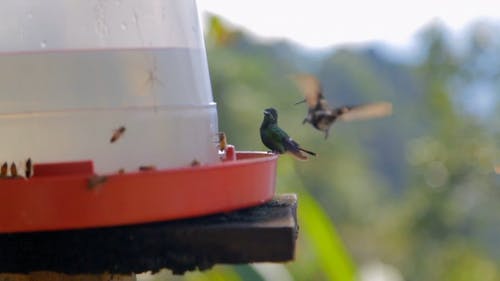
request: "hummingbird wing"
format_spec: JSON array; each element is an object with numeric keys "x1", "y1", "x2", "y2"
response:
[
  {"x1": 262, "y1": 125, "x2": 290, "y2": 154},
  {"x1": 337, "y1": 102, "x2": 393, "y2": 121},
  {"x1": 283, "y1": 138, "x2": 316, "y2": 160},
  {"x1": 283, "y1": 138, "x2": 308, "y2": 160},
  {"x1": 292, "y1": 74, "x2": 330, "y2": 110}
]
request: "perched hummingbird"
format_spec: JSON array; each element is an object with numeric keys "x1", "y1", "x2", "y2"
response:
[
  {"x1": 260, "y1": 108, "x2": 316, "y2": 160},
  {"x1": 293, "y1": 74, "x2": 392, "y2": 139}
]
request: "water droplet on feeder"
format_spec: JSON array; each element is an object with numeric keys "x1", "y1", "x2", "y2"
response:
[{"x1": 40, "y1": 41, "x2": 47, "y2": 48}]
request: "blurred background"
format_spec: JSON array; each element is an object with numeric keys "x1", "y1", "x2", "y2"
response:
[{"x1": 143, "y1": 1, "x2": 500, "y2": 280}]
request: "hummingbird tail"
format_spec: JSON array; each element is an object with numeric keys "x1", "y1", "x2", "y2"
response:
[
  {"x1": 324, "y1": 128, "x2": 330, "y2": 139},
  {"x1": 288, "y1": 150, "x2": 309, "y2": 161},
  {"x1": 299, "y1": 147, "x2": 316, "y2": 156}
]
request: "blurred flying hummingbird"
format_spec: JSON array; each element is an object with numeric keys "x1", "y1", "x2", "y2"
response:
[
  {"x1": 293, "y1": 74, "x2": 393, "y2": 139},
  {"x1": 260, "y1": 108, "x2": 316, "y2": 160}
]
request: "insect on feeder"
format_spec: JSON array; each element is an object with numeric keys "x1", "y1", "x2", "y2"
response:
[{"x1": 0, "y1": 2, "x2": 286, "y2": 275}]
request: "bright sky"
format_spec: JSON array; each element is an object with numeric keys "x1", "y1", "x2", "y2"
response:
[{"x1": 197, "y1": 0, "x2": 500, "y2": 49}]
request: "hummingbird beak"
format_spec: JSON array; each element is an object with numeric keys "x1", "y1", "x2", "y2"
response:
[{"x1": 294, "y1": 99, "x2": 306, "y2": 105}]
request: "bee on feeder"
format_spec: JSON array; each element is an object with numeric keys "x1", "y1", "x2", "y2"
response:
[
  {"x1": 190, "y1": 159, "x2": 201, "y2": 167},
  {"x1": 217, "y1": 132, "x2": 228, "y2": 152},
  {"x1": 88, "y1": 175, "x2": 108, "y2": 190},
  {"x1": 10, "y1": 162, "x2": 22, "y2": 179},
  {"x1": 110, "y1": 126, "x2": 126, "y2": 143},
  {"x1": 139, "y1": 165, "x2": 156, "y2": 171},
  {"x1": 25, "y1": 158, "x2": 33, "y2": 178},
  {"x1": 0, "y1": 162, "x2": 8, "y2": 178}
]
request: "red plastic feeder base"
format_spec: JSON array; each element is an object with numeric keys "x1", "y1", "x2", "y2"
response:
[{"x1": 0, "y1": 150, "x2": 277, "y2": 233}]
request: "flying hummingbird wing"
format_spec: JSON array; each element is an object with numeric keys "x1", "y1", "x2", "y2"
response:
[
  {"x1": 292, "y1": 74, "x2": 330, "y2": 110},
  {"x1": 337, "y1": 102, "x2": 393, "y2": 121}
]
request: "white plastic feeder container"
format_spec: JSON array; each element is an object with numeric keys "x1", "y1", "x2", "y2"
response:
[{"x1": 0, "y1": 0, "x2": 218, "y2": 173}]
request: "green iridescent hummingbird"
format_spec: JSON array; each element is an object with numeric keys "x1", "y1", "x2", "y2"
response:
[{"x1": 260, "y1": 108, "x2": 316, "y2": 160}]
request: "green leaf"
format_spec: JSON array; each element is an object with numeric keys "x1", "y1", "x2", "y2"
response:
[{"x1": 297, "y1": 187, "x2": 357, "y2": 281}]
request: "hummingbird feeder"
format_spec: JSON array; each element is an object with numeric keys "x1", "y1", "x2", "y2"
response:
[{"x1": 0, "y1": 0, "x2": 277, "y2": 234}]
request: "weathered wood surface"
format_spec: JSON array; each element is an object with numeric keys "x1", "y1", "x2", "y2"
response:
[
  {"x1": 0, "y1": 194, "x2": 298, "y2": 275},
  {"x1": 0, "y1": 272, "x2": 135, "y2": 281}
]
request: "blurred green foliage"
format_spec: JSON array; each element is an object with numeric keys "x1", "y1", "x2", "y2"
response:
[{"x1": 145, "y1": 17, "x2": 500, "y2": 281}]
